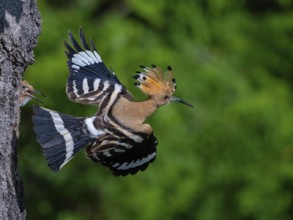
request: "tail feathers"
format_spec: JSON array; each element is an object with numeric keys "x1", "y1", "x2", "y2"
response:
[{"x1": 32, "y1": 106, "x2": 94, "y2": 172}]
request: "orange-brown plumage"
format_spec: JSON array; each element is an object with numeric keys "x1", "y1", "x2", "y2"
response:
[
  {"x1": 132, "y1": 65, "x2": 192, "y2": 108},
  {"x1": 111, "y1": 65, "x2": 192, "y2": 135},
  {"x1": 134, "y1": 65, "x2": 176, "y2": 98}
]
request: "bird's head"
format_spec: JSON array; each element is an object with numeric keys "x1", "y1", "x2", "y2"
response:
[
  {"x1": 19, "y1": 80, "x2": 44, "y2": 106},
  {"x1": 133, "y1": 65, "x2": 193, "y2": 108}
]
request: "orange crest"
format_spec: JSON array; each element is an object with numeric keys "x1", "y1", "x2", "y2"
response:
[{"x1": 133, "y1": 65, "x2": 176, "y2": 97}]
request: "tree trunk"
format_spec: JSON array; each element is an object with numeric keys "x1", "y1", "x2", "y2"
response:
[{"x1": 0, "y1": 0, "x2": 41, "y2": 219}]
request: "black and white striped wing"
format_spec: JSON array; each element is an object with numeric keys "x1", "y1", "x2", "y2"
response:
[
  {"x1": 86, "y1": 133, "x2": 158, "y2": 176},
  {"x1": 65, "y1": 28, "x2": 133, "y2": 107}
]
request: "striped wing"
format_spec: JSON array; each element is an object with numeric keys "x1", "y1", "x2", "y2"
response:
[
  {"x1": 86, "y1": 133, "x2": 158, "y2": 176},
  {"x1": 65, "y1": 28, "x2": 132, "y2": 108}
]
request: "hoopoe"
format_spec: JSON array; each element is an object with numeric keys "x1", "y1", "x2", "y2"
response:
[
  {"x1": 32, "y1": 28, "x2": 192, "y2": 176},
  {"x1": 19, "y1": 80, "x2": 43, "y2": 106}
]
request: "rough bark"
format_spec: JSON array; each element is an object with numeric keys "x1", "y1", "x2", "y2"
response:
[{"x1": 0, "y1": 0, "x2": 41, "y2": 219}]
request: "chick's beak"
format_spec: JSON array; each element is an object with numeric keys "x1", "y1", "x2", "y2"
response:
[
  {"x1": 170, "y1": 96, "x2": 193, "y2": 108},
  {"x1": 26, "y1": 89, "x2": 45, "y2": 104}
]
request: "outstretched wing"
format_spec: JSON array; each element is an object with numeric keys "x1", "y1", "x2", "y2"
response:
[
  {"x1": 64, "y1": 28, "x2": 133, "y2": 107},
  {"x1": 86, "y1": 132, "x2": 158, "y2": 176}
]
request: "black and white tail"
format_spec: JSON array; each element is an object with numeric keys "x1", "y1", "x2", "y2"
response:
[{"x1": 32, "y1": 106, "x2": 94, "y2": 172}]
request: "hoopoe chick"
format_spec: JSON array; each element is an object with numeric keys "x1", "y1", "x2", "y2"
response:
[
  {"x1": 32, "y1": 28, "x2": 193, "y2": 176},
  {"x1": 19, "y1": 80, "x2": 43, "y2": 106}
]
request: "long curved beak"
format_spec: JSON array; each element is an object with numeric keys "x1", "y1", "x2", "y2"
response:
[{"x1": 170, "y1": 96, "x2": 193, "y2": 108}]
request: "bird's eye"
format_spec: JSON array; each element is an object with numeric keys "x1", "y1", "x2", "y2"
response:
[{"x1": 164, "y1": 96, "x2": 168, "y2": 99}]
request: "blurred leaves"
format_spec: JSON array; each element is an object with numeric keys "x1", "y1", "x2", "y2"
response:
[{"x1": 19, "y1": 0, "x2": 293, "y2": 219}]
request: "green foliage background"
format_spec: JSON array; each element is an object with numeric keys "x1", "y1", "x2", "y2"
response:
[{"x1": 20, "y1": 0, "x2": 293, "y2": 219}]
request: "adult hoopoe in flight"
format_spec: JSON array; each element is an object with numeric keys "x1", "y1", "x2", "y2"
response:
[{"x1": 32, "y1": 28, "x2": 193, "y2": 176}]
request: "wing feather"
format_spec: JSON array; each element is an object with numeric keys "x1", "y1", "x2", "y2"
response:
[
  {"x1": 86, "y1": 132, "x2": 158, "y2": 176},
  {"x1": 65, "y1": 28, "x2": 133, "y2": 108}
]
